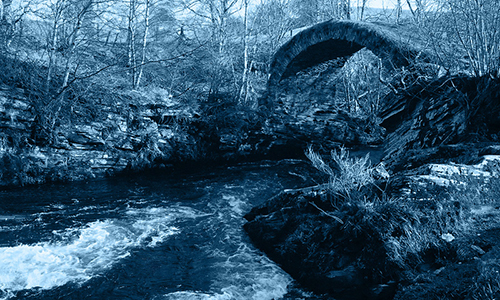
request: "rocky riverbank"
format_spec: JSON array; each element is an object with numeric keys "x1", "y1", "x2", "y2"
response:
[
  {"x1": 245, "y1": 150, "x2": 500, "y2": 299},
  {"x1": 0, "y1": 81, "x2": 384, "y2": 187},
  {"x1": 0, "y1": 84, "x2": 197, "y2": 186},
  {"x1": 244, "y1": 76, "x2": 500, "y2": 299}
]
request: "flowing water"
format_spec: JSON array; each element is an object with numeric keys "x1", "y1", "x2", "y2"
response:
[{"x1": 0, "y1": 159, "x2": 329, "y2": 300}]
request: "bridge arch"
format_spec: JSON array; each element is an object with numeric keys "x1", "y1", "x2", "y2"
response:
[{"x1": 263, "y1": 20, "x2": 432, "y2": 106}]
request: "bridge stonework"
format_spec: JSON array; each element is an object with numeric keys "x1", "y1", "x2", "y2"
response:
[{"x1": 263, "y1": 20, "x2": 433, "y2": 107}]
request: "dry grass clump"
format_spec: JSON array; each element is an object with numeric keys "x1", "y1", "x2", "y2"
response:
[{"x1": 306, "y1": 146, "x2": 375, "y2": 199}]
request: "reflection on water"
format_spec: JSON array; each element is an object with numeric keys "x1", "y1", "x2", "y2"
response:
[{"x1": 0, "y1": 160, "x2": 327, "y2": 300}]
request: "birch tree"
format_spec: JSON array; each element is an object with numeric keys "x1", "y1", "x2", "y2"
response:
[
  {"x1": 123, "y1": 0, "x2": 158, "y2": 89},
  {"x1": 31, "y1": 0, "x2": 102, "y2": 143},
  {"x1": 59, "y1": 0, "x2": 94, "y2": 96},
  {"x1": 359, "y1": 0, "x2": 368, "y2": 20},
  {"x1": 345, "y1": 0, "x2": 351, "y2": 19},
  {"x1": 0, "y1": 0, "x2": 12, "y2": 50},
  {"x1": 0, "y1": 0, "x2": 31, "y2": 51},
  {"x1": 135, "y1": 0, "x2": 151, "y2": 88},
  {"x1": 45, "y1": 0, "x2": 65, "y2": 95},
  {"x1": 252, "y1": 0, "x2": 294, "y2": 53},
  {"x1": 127, "y1": 0, "x2": 138, "y2": 88},
  {"x1": 395, "y1": 0, "x2": 402, "y2": 23},
  {"x1": 43, "y1": 0, "x2": 96, "y2": 96},
  {"x1": 405, "y1": 0, "x2": 427, "y2": 22},
  {"x1": 238, "y1": 0, "x2": 250, "y2": 104},
  {"x1": 0, "y1": 0, "x2": 11, "y2": 25}
]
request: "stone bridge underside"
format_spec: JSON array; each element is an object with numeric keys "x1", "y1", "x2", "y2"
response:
[{"x1": 263, "y1": 20, "x2": 432, "y2": 106}]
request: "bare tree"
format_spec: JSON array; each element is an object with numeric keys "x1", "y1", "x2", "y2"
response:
[
  {"x1": 405, "y1": 0, "x2": 427, "y2": 22},
  {"x1": 59, "y1": 0, "x2": 94, "y2": 96},
  {"x1": 39, "y1": 0, "x2": 97, "y2": 134},
  {"x1": 359, "y1": 0, "x2": 368, "y2": 20},
  {"x1": 0, "y1": 0, "x2": 5, "y2": 21},
  {"x1": 182, "y1": 0, "x2": 240, "y2": 91},
  {"x1": 45, "y1": 0, "x2": 66, "y2": 95},
  {"x1": 135, "y1": 0, "x2": 151, "y2": 88},
  {"x1": 445, "y1": 0, "x2": 500, "y2": 78},
  {"x1": 127, "y1": 0, "x2": 138, "y2": 88},
  {"x1": 253, "y1": 0, "x2": 294, "y2": 53},
  {"x1": 238, "y1": 0, "x2": 250, "y2": 104},
  {"x1": 0, "y1": 0, "x2": 11, "y2": 49},
  {"x1": 344, "y1": 0, "x2": 350, "y2": 20},
  {"x1": 1, "y1": 0, "x2": 32, "y2": 50},
  {"x1": 395, "y1": 0, "x2": 402, "y2": 23}
]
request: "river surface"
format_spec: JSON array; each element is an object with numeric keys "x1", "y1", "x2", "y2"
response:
[{"x1": 0, "y1": 159, "x2": 330, "y2": 300}]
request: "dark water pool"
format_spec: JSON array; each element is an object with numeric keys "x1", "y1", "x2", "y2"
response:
[{"x1": 0, "y1": 159, "x2": 331, "y2": 300}]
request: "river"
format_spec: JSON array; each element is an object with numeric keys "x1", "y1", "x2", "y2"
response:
[{"x1": 0, "y1": 159, "x2": 331, "y2": 300}]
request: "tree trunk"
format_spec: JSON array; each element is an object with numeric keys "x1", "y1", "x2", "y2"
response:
[
  {"x1": 60, "y1": 0, "x2": 92, "y2": 96},
  {"x1": 128, "y1": 0, "x2": 137, "y2": 89},
  {"x1": 406, "y1": 0, "x2": 416, "y2": 17},
  {"x1": 41, "y1": 0, "x2": 94, "y2": 138},
  {"x1": 0, "y1": 0, "x2": 11, "y2": 21},
  {"x1": 396, "y1": 0, "x2": 402, "y2": 24},
  {"x1": 239, "y1": 0, "x2": 249, "y2": 104},
  {"x1": 360, "y1": 0, "x2": 367, "y2": 20},
  {"x1": 345, "y1": 0, "x2": 351, "y2": 20},
  {"x1": 46, "y1": 1, "x2": 63, "y2": 95},
  {"x1": 136, "y1": 0, "x2": 151, "y2": 89}
]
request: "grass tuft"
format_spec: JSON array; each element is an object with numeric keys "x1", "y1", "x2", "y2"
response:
[{"x1": 306, "y1": 146, "x2": 375, "y2": 200}]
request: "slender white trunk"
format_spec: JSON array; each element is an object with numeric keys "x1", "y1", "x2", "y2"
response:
[
  {"x1": 44, "y1": 1, "x2": 93, "y2": 132},
  {"x1": 395, "y1": 0, "x2": 402, "y2": 24},
  {"x1": 345, "y1": 0, "x2": 351, "y2": 20},
  {"x1": 136, "y1": 0, "x2": 150, "y2": 88},
  {"x1": 0, "y1": 0, "x2": 11, "y2": 21},
  {"x1": 239, "y1": 0, "x2": 249, "y2": 104},
  {"x1": 360, "y1": 0, "x2": 367, "y2": 20},
  {"x1": 128, "y1": 0, "x2": 137, "y2": 88}
]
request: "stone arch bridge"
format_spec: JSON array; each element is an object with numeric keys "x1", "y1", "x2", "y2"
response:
[{"x1": 262, "y1": 19, "x2": 435, "y2": 107}]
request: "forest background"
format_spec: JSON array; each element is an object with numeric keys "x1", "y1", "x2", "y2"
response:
[{"x1": 0, "y1": 0, "x2": 499, "y2": 185}]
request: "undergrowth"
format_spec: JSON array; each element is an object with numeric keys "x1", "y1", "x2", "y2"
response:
[{"x1": 306, "y1": 146, "x2": 500, "y2": 282}]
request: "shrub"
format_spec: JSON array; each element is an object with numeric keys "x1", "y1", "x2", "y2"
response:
[{"x1": 306, "y1": 146, "x2": 375, "y2": 199}]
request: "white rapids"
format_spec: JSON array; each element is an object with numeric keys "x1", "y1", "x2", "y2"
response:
[{"x1": 0, "y1": 206, "x2": 208, "y2": 298}]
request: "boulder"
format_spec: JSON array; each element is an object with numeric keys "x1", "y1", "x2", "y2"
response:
[{"x1": 244, "y1": 186, "x2": 399, "y2": 300}]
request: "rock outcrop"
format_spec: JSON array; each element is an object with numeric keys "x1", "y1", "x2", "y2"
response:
[
  {"x1": 244, "y1": 152, "x2": 500, "y2": 299},
  {"x1": 381, "y1": 76, "x2": 500, "y2": 172},
  {"x1": 0, "y1": 84, "x2": 201, "y2": 186},
  {"x1": 0, "y1": 80, "x2": 385, "y2": 187},
  {"x1": 244, "y1": 76, "x2": 500, "y2": 300},
  {"x1": 244, "y1": 184, "x2": 398, "y2": 300}
]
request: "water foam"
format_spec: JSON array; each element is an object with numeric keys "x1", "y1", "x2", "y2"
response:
[
  {"x1": 162, "y1": 249, "x2": 291, "y2": 300},
  {"x1": 0, "y1": 206, "x2": 188, "y2": 297},
  {"x1": 212, "y1": 246, "x2": 291, "y2": 300},
  {"x1": 163, "y1": 194, "x2": 291, "y2": 300}
]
